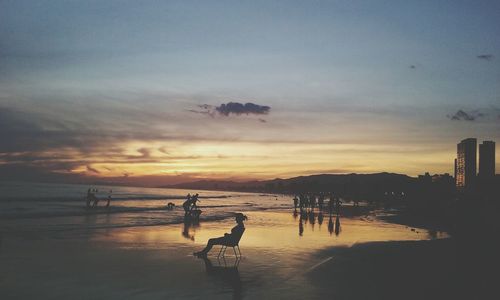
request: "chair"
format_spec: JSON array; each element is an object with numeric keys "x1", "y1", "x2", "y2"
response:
[{"x1": 218, "y1": 228, "x2": 245, "y2": 258}]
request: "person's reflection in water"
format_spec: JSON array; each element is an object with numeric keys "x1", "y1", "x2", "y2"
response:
[
  {"x1": 293, "y1": 209, "x2": 298, "y2": 220},
  {"x1": 201, "y1": 256, "x2": 243, "y2": 299},
  {"x1": 182, "y1": 215, "x2": 199, "y2": 241},
  {"x1": 299, "y1": 218, "x2": 304, "y2": 236},
  {"x1": 318, "y1": 212, "x2": 324, "y2": 226},
  {"x1": 300, "y1": 209, "x2": 308, "y2": 224},
  {"x1": 328, "y1": 215, "x2": 334, "y2": 235},
  {"x1": 308, "y1": 209, "x2": 315, "y2": 226},
  {"x1": 335, "y1": 215, "x2": 341, "y2": 236}
]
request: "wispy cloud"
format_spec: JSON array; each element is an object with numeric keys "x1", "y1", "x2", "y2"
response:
[
  {"x1": 477, "y1": 54, "x2": 494, "y2": 61},
  {"x1": 86, "y1": 165, "x2": 100, "y2": 174},
  {"x1": 447, "y1": 109, "x2": 485, "y2": 121}
]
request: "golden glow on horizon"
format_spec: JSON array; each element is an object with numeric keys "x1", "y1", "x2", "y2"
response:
[{"x1": 64, "y1": 140, "x2": 458, "y2": 180}]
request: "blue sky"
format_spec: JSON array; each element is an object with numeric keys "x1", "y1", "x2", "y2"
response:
[{"x1": 1, "y1": 0, "x2": 499, "y2": 183}]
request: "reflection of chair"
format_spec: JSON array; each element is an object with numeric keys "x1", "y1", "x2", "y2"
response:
[
  {"x1": 202, "y1": 257, "x2": 242, "y2": 298},
  {"x1": 218, "y1": 228, "x2": 245, "y2": 258}
]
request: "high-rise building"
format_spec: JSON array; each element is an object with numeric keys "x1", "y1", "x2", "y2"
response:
[
  {"x1": 479, "y1": 141, "x2": 495, "y2": 179},
  {"x1": 456, "y1": 138, "x2": 477, "y2": 188}
]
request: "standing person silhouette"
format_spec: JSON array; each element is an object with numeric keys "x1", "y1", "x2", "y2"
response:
[
  {"x1": 190, "y1": 193, "x2": 200, "y2": 211},
  {"x1": 106, "y1": 192, "x2": 112, "y2": 208},
  {"x1": 194, "y1": 213, "x2": 247, "y2": 257},
  {"x1": 86, "y1": 188, "x2": 93, "y2": 208},
  {"x1": 183, "y1": 194, "x2": 192, "y2": 215}
]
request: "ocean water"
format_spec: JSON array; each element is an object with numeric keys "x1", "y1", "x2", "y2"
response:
[
  {"x1": 0, "y1": 181, "x2": 449, "y2": 299},
  {"x1": 0, "y1": 181, "x2": 289, "y2": 233}
]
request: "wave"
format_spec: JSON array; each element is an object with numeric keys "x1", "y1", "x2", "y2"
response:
[
  {"x1": 0, "y1": 202, "x2": 261, "y2": 220},
  {"x1": 0, "y1": 194, "x2": 232, "y2": 203}
]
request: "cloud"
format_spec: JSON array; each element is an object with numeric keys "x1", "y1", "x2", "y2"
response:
[
  {"x1": 409, "y1": 65, "x2": 416, "y2": 69},
  {"x1": 477, "y1": 54, "x2": 494, "y2": 61},
  {"x1": 186, "y1": 109, "x2": 216, "y2": 118},
  {"x1": 86, "y1": 165, "x2": 100, "y2": 174},
  {"x1": 136, "y1": 147, "x2": 151, "y2": 158},
  {"x1": 447, "y1": 109, "x2": 485, "y2": 121},
  {"x1": 188, "y1": 102, "x2": 271, "y2": 120},
  {"x1": 158, "y1": 146, "x2": 169, "y2": 155},
  {"x1": 216, "y1": 102, "x2": 270, "y2": 116}
]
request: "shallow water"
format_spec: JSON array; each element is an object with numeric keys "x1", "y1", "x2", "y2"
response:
[
  {"x1": 0, "y1": 181, "x2": 288, "y2": 231},
  {"x1": 0, "y1": 181, "x2": 448, "y2": 299}
]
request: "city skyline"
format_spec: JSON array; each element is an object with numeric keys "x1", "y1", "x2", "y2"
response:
[{"x1": 1, "y1": 1, "x2": 500, "y2": 185}]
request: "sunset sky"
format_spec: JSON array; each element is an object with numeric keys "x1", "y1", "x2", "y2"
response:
[{"x1": 1, "y1": 1, "x2": 499, "y2": 185}]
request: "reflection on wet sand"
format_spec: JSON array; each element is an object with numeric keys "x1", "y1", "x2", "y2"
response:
[
  {"x1": 297, "y1": 207, "x2": 341, "y2": 237},
  {"x1": 92, "y1": 210, "x2": 446, "y2": 253},
  {"x1": 182, "y1": 215, "x2": 200, "y2": 241},
  {"x1": 201, "y1": 257, "x2": 242, "y2": 299}
]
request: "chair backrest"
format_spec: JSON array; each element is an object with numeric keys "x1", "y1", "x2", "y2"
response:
[{"x1": 226, "y1": 227, "x2": 245, "y2": 247}]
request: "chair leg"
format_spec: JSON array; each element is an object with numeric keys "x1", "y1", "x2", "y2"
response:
[
  {"x1": 237, "y1": 245, "x2": 242, "y2": 257},
  {"x1": 233, "y1": 247, "x2": 238, "y2": 257},
  {"x1": 218, "y1": 246, "x2": 226, "y2": 258}
]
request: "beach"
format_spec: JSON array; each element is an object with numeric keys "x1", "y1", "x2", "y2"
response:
[{"x1": 1, "y1": 182, "x2": 456, "y2": 299}]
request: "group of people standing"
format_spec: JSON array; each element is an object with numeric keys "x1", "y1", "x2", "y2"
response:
[
  {"x1": 293, "y1": 193, "x2": 342, "y2": 236},
  {"x1": 293, "y1": 192, "x2": 342, "y2": 215},
  {"x1": 85, "y1": 188, "x2": 112, "y2": 208},
  {"x1": 182, "y1": 193, "x2": 200, "y2": 216}
]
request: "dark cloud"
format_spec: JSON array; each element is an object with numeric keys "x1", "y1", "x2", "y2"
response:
[
  {"x1": 409, "y1": 65, "x2": 416, "y2": 69},
  {"x1": 477, "y1": 54, "x2": 494, "y2": 61},
  {"x1": 258, "y1": 118, "x2": 267, "y2": 123},
  {"x1": 216, "y1": 102, "x2": 270, "y2": 116},
  {"x1": 136, "y1": 147, "x2": 151, "y2": 158},
  {"x1": 188, "y1": 102, "x2": 271, "y2": 120},
  {"x1": 447, "y1": 109, "x2": 485, "y2": 121},
  {"x1": 86, "y1": 165, "x2": 100, "y2": 174}
]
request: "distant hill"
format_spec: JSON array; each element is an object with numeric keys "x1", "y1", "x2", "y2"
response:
[{"x1": 163, "y1": 172, "x2": 417, "y2": 198}]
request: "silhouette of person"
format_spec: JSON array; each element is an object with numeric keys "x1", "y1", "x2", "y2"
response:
[
  {"x1": 183, "y1": 193, "x2": 192, "y2": 215},
  {"x1": 293, "y1": 196, "x2": 298, "y2": 210},
  {"x1": 104, "y1": 189, "x2": 111, "y2": 208},
  {"x1": 335, "y1": 197, "x2": 342, "y2": 216},
  {"x1": 311, "y1": 194, "x2": 316, "y2": 209},
  {"x1": 318, "y1": 194, "x2": 324, "y2": 211},
  {"x1": 190, "y1": 193, "x2": 200, "y2": 211},
  {"x1": 194, "y1": 213, "x2": 247, "y2": 257},
  {"x1": 299, "y1": 194, "x2": 305, "y2": 210},
  {"x1": 86, "y1": 188, "x2": 92, "y2": 208},
  {"x1": 92, "y1": 195, "x2": 99, "y2": 207}
]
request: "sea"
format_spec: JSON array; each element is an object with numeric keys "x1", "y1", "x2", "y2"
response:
[{"x1": 0, "y1": 181, "x2": 289, "y2": 233}]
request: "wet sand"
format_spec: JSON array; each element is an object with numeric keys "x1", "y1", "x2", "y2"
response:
[
  {"x1": 309, "y1": 237, "x2": 498, "y2": 300},
  {"x1": 1, "y1": 210, "x2": 449, "y2": 299}
]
